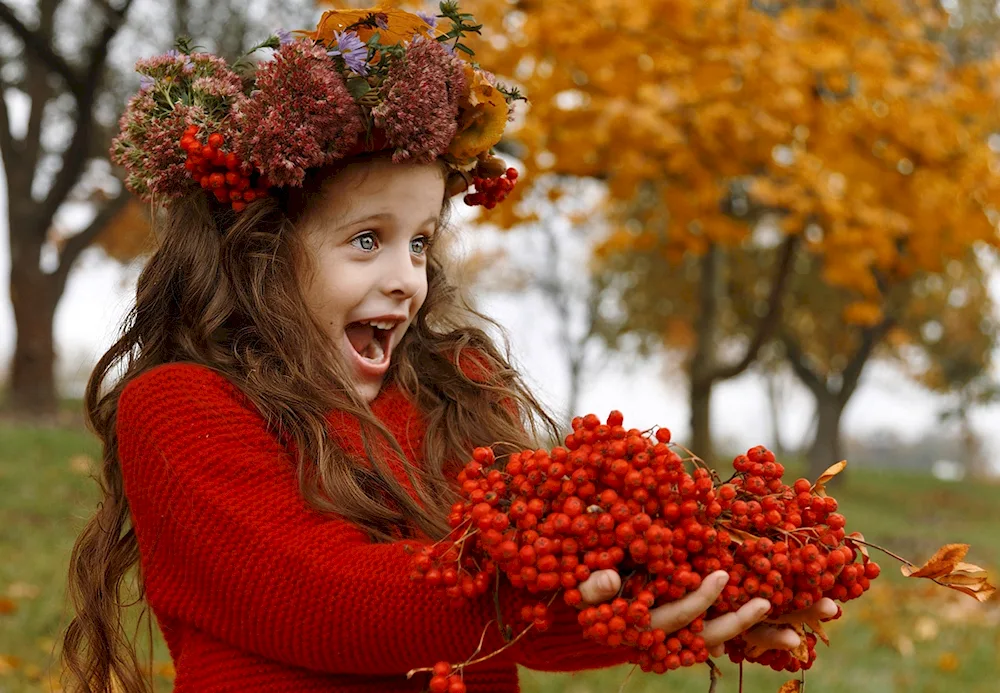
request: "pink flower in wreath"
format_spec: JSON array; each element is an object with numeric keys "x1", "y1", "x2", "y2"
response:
[
  {"x1": 234, "y1": 40, "x2": 365, "y2": 187},
  {"x1": 371, "y1": 36, "x2": 467, "y2": 164}
]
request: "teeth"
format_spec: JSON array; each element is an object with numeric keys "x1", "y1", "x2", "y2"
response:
[{"x1": 360, "y1": 319, "x2": 398, "y2": 331}]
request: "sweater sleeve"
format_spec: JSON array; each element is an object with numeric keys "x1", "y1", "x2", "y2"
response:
[{"x1": 116, "y1": 363, "x2": 626, "y2": 676}]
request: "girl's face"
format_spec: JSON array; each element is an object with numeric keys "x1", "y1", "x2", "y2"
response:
[{"x1": 299, "y1": 157, "x2": 445, "y2": 403}]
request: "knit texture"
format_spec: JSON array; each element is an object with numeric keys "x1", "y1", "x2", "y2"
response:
[{"x1": 116, "y1": 362, "x2": 631, "y2": 692}]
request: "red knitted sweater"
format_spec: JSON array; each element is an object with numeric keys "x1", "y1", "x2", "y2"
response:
[{"x1": 116, "y1": 362, "x2": 631, "y2": 692}]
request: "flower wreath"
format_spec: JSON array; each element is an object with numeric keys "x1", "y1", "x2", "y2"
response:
[{"x1": 111, "y1": 2, "x2": 525, "y2": 213}]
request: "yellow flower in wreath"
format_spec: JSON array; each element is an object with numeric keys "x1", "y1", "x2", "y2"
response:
[{"x1": 447, "y1": 63, "x2": 509, "y2": 162}]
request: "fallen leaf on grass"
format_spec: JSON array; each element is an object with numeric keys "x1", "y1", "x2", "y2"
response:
[
  {"x1": 69, "y1": 454, "x2": 95, "y2": 475},
  {"x1": 811, "y1": 460, "x2": 846, "y2": 497},
  {"x1": 900, "y1": 544, "x2": 996, "y2": 602},
  {"x1": 938, "y1": 651, "x2": 959, "y2": 672},
  {"x1": 778, "y1": 680, "x2": 801, "y2": 693},
  {"x1": 7, "y1": 582, "x2": 40, "y2": 599}
]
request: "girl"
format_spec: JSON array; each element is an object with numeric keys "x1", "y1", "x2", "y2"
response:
[{"x1": 61, "y1": 5, "x2": 834, "y2": 692}]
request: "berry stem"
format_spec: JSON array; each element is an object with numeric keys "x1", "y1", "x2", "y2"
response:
[
  {"x1": 707, "y1": 658, "x2": 723, "y2": 693},
  {"x1": 616, "y1": 663, "x2": 638, "y2": 693},
  {"x1": 844, "y1": 536, "x2": 914, "y2": 568},
  {"x1": 457, "y1": 616, "x2": 535, "y2": 668},
  {"x1": 670, "y1": 441, "x2": 714, "y2": 472},
  {"x1": 493, "y1": 569, "x2": 511, "y2": 643}
]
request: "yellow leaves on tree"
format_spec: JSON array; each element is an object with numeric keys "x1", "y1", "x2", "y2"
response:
[{"x1": 460, "y1": 0, "x2": 1000, "y2": 317}]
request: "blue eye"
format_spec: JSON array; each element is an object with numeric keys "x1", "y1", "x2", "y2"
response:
[
  {"x1": 352, "y1": 232, "x2": 377, "y2": 251},
  {"x1": 411, "y1": 236, "x2": 432, "y2": 254}
]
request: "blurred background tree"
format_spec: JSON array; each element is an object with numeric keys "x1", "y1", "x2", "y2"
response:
[
  {"x1": 461, "y1": 0, "x2": 1000, "y2": 476},
  {"x1": 0, "y1": 0, "x2": 313, "y2": 416}
]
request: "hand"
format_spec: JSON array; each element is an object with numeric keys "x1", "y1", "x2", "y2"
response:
[
  {"x1": 738, "y1": 597, "x2": 840, "y2": 658},
  {"x1": 577, "y1": 569, "x2": 840, "y2": 656}
]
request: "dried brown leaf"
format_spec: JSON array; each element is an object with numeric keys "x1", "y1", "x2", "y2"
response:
[
  {"x1": 777, "y1": 680, "x2": 802, "y2": 693},
  {"x1": 846, "y1": 531, "x2": 869, "y2": 561},
  {"x1": 902, "y1": 544, "x2": 969, "y2": 579},
  {"x1": 805, "y1": 616, "x2": 830, "y2": 646},
  {"x1": 0, "y1": 598, "x2": 16, "y2": 615},
  {"x1": 811, "y1": 460, "x2": 846, "y2": 497},
  {"x1": 900, "y1": 544, "x2": 996, "y2": 602},
  {"x1": 788, "y1": 623, "x2": 810, "y2": 663},
  {"x1": 720, "y1": 524, "x2": 757, "y2": 545}
]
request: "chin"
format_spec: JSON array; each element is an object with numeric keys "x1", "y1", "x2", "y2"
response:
[{"x1": 354, "y1": 377, "x2": 385, "y2": 404}]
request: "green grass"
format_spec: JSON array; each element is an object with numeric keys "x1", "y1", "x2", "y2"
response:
[{"x1": 0, "y1": 422, "x2": 998, "y2": 692}]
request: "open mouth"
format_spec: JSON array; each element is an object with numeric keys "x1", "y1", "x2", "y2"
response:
[{"x1": 344, "y1": 321, "x2": 396, "y2": 367}]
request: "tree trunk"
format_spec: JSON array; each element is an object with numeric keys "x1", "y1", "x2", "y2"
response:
[
  {"x1": 690, "y1": 383, "x2": 713, "y2": 463},
  {"x1": 7, "y1": 246, "x2": 60, "y2": 416},
  {"x1": 807, "y1": 393, "x2": 846, "y2": 479}
]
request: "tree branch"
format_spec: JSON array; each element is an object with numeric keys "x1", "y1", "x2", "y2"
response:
[
  {"x1": 54, "y1": 192, "x2": 129, "y2": 289},
  {"x1": 780, "y1": 330, "x2": 827, "y2": 399},
  {"x1": 39, "y1": 0, "x2": 134, "y2": 242},
  {"x1": 0, "y1": 57, "x2": 15, "y2": 174},
  {"x1": 711, "y1": 233, "x2": 799, "y2": 382},
  {"x1": 0, "y1": 1, "x2": 81, "y2": 98},
  {"x1": 838, "y1": 317, "x2": 894, "y2": 407}
]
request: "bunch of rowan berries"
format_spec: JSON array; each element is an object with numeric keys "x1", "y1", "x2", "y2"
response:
[
  {"x1": 411, "y1": 411, "x2": 878, "y2": 682},
  {"x1": 179, "y1": 126, "x2": 271, "y2": 212},
  {"x1": 463, "y1": 167, "x2": 518, "y2": 209}
]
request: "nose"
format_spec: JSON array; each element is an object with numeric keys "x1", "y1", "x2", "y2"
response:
[{"x1": 379, "y1": 238, "x2": 424, "y2": 299}]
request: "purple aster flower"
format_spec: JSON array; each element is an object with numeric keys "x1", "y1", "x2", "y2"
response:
[
  {"x1": 416, "y1": 11, "x2": 437, "y2": 28},
  {"x1": 327, "y1": 30, "x2": 369, "y2": 76},
  {"x1": 139, "y1": 74, "x2": 155, "y2": 91},
  {"x1": 275, "y1": 28, "x2": 294, "y2": 46},
  {"x1": 165, "y1": 49, "x2": 181, "y2": 59}
]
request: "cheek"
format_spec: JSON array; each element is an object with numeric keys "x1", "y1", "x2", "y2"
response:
[{"x1": 302, "y1": 255, "x2": 354, "y2": 331}]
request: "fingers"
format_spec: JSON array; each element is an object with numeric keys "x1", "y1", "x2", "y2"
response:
[
  {"x1": 744, "y1": 623, "x2": 801, "y2": 651},
  {"x1": 577, "y1": 569, "x2": 621, "y2": 606},
  {"x1": 649, "y1": 571, "x2": 729, "y2": 634},
  {"x1": 699, "y1": 598, "x2": 771, "y2": 647},
  {"x1": 767, "y1": 597, "x2": 839, "y2": 625}
]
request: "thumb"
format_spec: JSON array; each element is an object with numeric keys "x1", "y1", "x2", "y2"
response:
[{"x1": 578, "y1": 569, "x2": 621, "y2": 606}]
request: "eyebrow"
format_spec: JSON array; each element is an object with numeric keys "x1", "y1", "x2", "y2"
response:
[{"x1": 339, "y1": 211, "x2": 439, "y2": 229}]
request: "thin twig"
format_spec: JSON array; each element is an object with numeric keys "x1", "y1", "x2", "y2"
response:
[
  {"x1": 707, "y1": 659, "x2": 723, "y2": 693},
  {"x1": 670, "y1": 441, "x2": 714, "y2": 471},
  {"x1": 617, "y1": 663, "x2": 639, "y2": 693},
  {"x1": 845, "y1": 536, "x2": 915, "y2": 567}
]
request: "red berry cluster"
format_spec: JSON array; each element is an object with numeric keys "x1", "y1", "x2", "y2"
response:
[
  {"x1": 427, "y1": 661, "x2": 468, "y2": 693},
  {"x1": 463, "y1": 167, "x2": 518, "y2": 209},
  {"x1": 179, "y1": 126, "x2": 271, "y2": 212},
  {"x1": 411, "y1": 411, "x2": 879, "y2": 678}
]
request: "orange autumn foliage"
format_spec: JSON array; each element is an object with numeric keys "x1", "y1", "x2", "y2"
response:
[{"x1": 460, "y1": 0, "x2": 1000, "y2": 317}]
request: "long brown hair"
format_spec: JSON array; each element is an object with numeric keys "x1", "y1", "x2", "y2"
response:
[{"x1": 61, "y1": 153, "x2": 561, "y2": 692}]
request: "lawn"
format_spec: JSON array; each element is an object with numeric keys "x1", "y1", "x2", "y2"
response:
[{"x1": 0, "y1": 420, "x2": 997, "y2": 693}]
